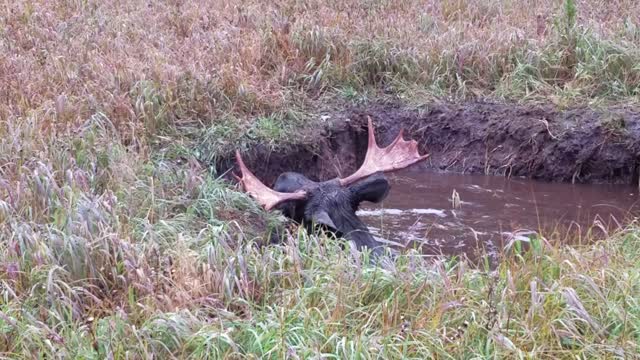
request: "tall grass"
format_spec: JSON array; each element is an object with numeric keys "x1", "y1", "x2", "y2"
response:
[
  {"x1": 2, "y1": 1, "x2": 640, "y2": 143},
  {"x1": 1, "y1": 116, "x2": 639, "y2": 358},
  {"x1": 2, "y1": 0, "x2": 640, "y2": 358}
]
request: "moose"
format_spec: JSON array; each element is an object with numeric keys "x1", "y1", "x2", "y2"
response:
[{"x1": 234, "y1": 117, "x2": 429, "y2": 256}]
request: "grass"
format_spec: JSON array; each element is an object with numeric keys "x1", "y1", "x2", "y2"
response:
[
  {"x1": 1, "y1": 112, "x2": 640, "y2": 359},
  {"x1": 2, "y1": 0, "x2": 640, "y2": 358},
  {"x1": 3, "y1": 0, "x2": 640, "y2": 146}
]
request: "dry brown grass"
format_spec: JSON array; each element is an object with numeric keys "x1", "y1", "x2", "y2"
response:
[{"x1": 2, "y1": 0, "x2": 639, "y2": 137}]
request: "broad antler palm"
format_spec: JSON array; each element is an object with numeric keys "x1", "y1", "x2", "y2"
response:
[{"x1": 235, "y1": 116, "x2": 429, "y2": 209}]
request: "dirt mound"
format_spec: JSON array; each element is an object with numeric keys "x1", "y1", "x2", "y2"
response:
[{"x1": 217, "y1": 100, "x2": 640, "y2": 186}]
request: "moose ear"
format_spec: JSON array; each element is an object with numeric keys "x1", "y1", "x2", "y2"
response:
[
  {"x1": 311, "y1": 210, "x2": 337, "y2": 229},
  {"x1": 348, "y1": 172, "x2": 390, "y2": 206}
]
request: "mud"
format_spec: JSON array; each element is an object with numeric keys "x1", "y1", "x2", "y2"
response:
[
  {"x1": 216, "y1": 100, "x2": 640, "y2": 188},
  {"x1": 347, "y1": 101, "x2": 640, "y2": 185}
]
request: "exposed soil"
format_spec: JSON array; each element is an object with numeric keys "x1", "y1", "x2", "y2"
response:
[{"x1": 216, "y1": 100, "x2": 640, "y2": 188}]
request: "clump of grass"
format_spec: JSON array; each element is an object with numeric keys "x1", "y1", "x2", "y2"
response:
[{"x1": 194, "y1": 108, "x2": 312, "y2": 165}]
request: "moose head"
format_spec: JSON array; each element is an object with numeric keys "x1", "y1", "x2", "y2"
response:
[{"x1": 235, "y1": 117, "x2": 429, "y2": 256}]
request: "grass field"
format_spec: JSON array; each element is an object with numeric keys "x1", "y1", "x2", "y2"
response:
[{"x1": 1, "y1": 0, "x2": 640, "y2": 358}]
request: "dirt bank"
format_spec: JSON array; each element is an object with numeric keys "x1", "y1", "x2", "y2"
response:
[{"x1": 216, "y1": 100, "x2": 640, "y2": 187}]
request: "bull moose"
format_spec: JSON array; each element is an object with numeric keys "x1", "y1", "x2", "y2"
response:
[{"x1": 235, "y1": 117, "x2": 429, "y2": 256}]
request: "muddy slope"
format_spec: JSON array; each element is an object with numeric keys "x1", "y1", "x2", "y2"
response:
[{"x1": 217, "y1": 100, "x2": 640, "y2": 186}]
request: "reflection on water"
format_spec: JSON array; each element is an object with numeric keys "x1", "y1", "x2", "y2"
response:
[{"x1": 358, "y1": 169, "x2": 640, "y2": 260}]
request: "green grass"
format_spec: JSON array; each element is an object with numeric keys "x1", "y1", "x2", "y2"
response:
[
  {"x1": 1, "y1": 117, "x2": 640, "y2": 358},
  {"x1": 194, "y1": 109, "x2": 312, "y2": 165}
]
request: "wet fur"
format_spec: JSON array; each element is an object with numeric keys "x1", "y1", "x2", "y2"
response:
[{"x1": 273, "y1": 171, "x2": 390, "y2": 256}]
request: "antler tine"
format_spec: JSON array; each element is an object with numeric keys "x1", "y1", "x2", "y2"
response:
[
  {"x1": 338, "y1": 116, "x2": 429, "y2": 186},
  {"x1": 235, "y1": 150, "x2": 307, "y2": 210}
]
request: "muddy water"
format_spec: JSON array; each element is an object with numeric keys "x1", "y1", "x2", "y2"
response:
[{"x1": 358, "y1": 170, "x2": 640, "y2": 260}]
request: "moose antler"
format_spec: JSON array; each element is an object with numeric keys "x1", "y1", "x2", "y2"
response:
[
  {"x1": 235, "y1": 150, "x2": 307, "y2": 210},
  {"x1": 338, "y1": 116, "x2": 429, "y2": 186}
]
